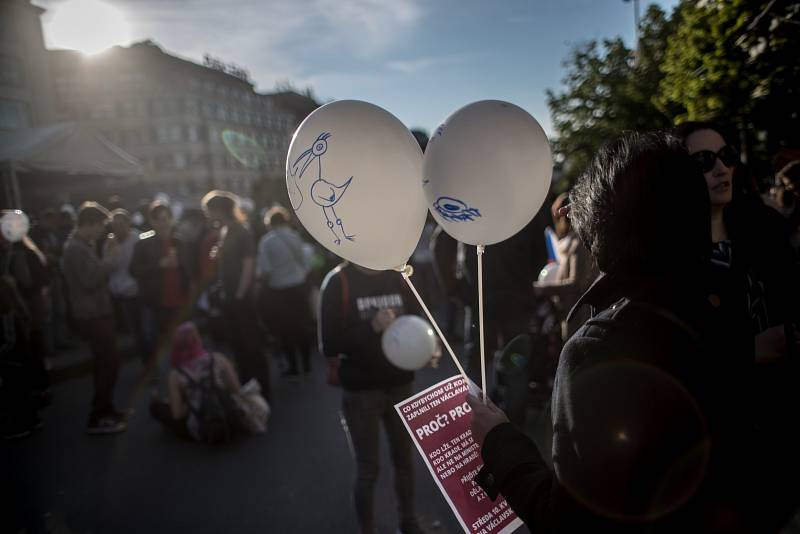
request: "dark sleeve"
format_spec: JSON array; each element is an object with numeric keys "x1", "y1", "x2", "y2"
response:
[
  {"x1": 63, "y1": 243, "x2": 111, "y2": 291},
  {"x1": 476, "y1": 423, "x2": 558, "y2": 532},
  {"x1": 129, "y1": 239, "x2": 156, "y2": 280},
  {"x1": 239, "y1": 227, "x2": 256, "y2": 259},
  {"x1": 476, "y1": 330, "x2": 705, "y2": 532}
]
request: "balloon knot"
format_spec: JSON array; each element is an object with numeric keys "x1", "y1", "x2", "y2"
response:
[{"x1": 395, "y1": 264, "x2": 414, "y2": 278}]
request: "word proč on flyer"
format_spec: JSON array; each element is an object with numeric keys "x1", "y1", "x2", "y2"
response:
[{"x1": 395, "y1": 375, "x2": 522, "y2": 534}]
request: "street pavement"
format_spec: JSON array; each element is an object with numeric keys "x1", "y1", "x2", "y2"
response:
[{"x1": 6, "y1": 344, "x2": 536, "y2": 534}]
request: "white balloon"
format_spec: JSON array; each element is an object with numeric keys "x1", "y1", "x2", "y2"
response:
[
  {"x1": 286, "y1": 100, "x2": 427, "y2": 271},
  {"x1": 1, "y1": 210, "x2": 30, "y2": 243},
  {"x1": 423, "y1": 100, "x2": 552, "y2": 246},
  {"x1": 381, "y1": 315, "x2": 437, "y2": 371},
  {"x1": 538, "y1": 262, "x2": 559, "y2": 283}
]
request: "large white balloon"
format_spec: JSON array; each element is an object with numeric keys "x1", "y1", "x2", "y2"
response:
[
  {"x1": 381, "y1": 315, "x2": 437, "y2": 371},
  {"x1": 286, "y1": 100, "x2": 427, "y2": 271},
  {"x1": 423, "y1": 100, "x2": 552, "y2": 246},
  {"x1": 1, "y1": 210, "x2": 30, "y2": 243}
]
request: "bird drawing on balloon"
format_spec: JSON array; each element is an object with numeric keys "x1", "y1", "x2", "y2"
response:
[{"x1": 289, "y1": 132, "x2": 355, "y2": 245}]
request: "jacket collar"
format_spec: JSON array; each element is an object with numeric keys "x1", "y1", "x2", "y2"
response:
[{"x1": 566, "y1": 271, "x2": 702, "y2": 323}]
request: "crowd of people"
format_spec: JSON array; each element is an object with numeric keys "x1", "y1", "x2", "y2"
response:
[
  {"x1": 2, "y1": 120, "x2": 800, "y2": 532},
  {"x1": 0, "y1": 190, "x2": 325, "y2": 439}
]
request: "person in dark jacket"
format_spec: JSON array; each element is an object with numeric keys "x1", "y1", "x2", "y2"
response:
[
  {"x1": 61, "y1": 203, "x2": 127, "y2": 434},
  {"x1": 202, "y1": 190, "x2": 270, "y2": 401},
  {"x1": 319, "y1": 262, "x2": 439, "y2": 534},
  {"x1": 467, "y1": 132, "x2": 800, "y2": 533},
  {"x1": 130, "y1": 202, "x2": 192, "y2": 377},
  {"x1": 674, "y1": 122, "x2": 799, "y2": 363}
]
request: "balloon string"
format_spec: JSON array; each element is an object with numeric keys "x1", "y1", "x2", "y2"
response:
[
  {"x1": 477, "y1": 245, "x2": 487, "y2": 404},
  {"x1": 399, "y1": 265, "x2": 469, "y2": 384}
]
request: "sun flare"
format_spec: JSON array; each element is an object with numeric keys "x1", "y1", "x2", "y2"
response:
[{"x1": 44, "y1": 0, "x2": 132, "y2": 55}]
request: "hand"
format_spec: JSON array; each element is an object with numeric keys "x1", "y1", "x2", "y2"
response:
[
  {"x1": 755, "y1": 324, "x2": 788, "y2": 363},
  {"x1": 466, "y1": 393, "x2": 509, "y2": 447},
  {"x1": 370, "y1": 308, "x2": 396, "y2": 333}
]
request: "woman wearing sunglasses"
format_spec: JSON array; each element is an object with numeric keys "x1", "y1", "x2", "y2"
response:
[
  {"x1": 675, "y1": 123, "x2": 800, "y2": 520},
  {"x1": 675, "y1": 122, "x2": 797, "y2": 361}
]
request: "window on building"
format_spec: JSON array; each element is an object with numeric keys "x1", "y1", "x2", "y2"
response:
[
  {"x1": 156, "y1": 126, "x2": 170, "y2": 143},
  {"x1": 174, "y1": 153, "x2": 187, "y2": 169},
  {"x1": 209, "y1": 128, "x2": 219, "y2": 143},
  {"x1": 170, "y1": 125, "x2": 182, "y2": 142},
  {"x1": 187, "y1": 126, "x2": 199, "y2": 143}
]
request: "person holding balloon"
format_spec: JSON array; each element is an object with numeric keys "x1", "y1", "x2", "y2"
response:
[
  {"x1": 467, "y1": 132, "x2": 800, "y2": 532},
  {"x1": 318, "y1": 261, "x2": 440, "y2": 534}
]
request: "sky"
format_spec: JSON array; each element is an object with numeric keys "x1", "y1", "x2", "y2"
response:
[{"x1": 38, "y1": 0, "x2": 680, "y2": 137}]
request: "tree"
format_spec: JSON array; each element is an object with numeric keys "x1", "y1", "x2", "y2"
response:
[
  {"x1": 547, "y1": 5, "x2": 676, "y2": 187},
  {"x1": 658, "y1": 0, "x2": 800, "y2": 159}
]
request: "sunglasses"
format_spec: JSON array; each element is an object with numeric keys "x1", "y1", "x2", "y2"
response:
[{"x1": 690, "y1": 145, "x2": 738, "y2": 173}]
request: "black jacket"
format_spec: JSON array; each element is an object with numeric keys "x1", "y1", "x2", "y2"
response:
[
  {"x1": 476, "y1": 273, "x2": 800, "y2": 533},
  {"x1": 318, "y1": 262, "x2": 421, "y2": 391},
  {"x1": 129, "y1": 231, "x2": 192, "y2": 307}
]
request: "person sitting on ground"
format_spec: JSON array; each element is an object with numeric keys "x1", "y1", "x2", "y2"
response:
[{"x1": 149, "y1": 322, "x2": 243, "y2": 441}]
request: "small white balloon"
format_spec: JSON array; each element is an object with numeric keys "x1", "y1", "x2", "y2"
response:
[
  {"x1": 423, "y1": 100, "x2": 552, "y2": 246},
  {"x1": 381, "y1": 315, "x2": 437, "y2": 371},
  {"x1": 286, "y1": 100, "x2": 427, "y2": 271},
  {"x1": 538, "y1": 262, "x2": 559, "y2": 283},
  {"x1": 1, "y1": 210, "x2": 30, "y2": 243}
]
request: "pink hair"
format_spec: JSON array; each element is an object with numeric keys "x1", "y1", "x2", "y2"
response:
[{"x1": 170, "y1": 322, "x2": 208, "y2": 369}]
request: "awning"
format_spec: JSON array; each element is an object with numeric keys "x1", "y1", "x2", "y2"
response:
[{"x1": 0, "y1": 122, "x2": 142, "y2": 175}]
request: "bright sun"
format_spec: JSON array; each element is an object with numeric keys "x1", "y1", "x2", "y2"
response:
[{"x1": 44, "y1": 0, "x2": 132, "y2": 55}]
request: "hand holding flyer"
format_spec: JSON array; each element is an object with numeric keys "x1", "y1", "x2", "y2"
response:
[{"x1": 395, "y1": 375, "x2": 522, "y2": 534}]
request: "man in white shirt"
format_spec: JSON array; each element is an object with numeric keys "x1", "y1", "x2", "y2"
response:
[{"x1": 256, "y1": 206, "x2": 313, "y2": 376}]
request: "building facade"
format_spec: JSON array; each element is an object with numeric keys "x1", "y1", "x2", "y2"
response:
[
  {"x1": 0, "y1": 0, "x2": 56, "y2": 129},
  {"x1": 49, "y1": 40, "x2": 311, "y2": 198}
]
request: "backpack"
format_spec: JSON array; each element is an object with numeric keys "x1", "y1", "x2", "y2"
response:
[{"x1": 178, "y1": 356, "x2": 239, "y2": 444}]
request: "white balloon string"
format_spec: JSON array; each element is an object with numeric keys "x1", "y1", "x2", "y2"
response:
[
  {"x1": 477, "y1": 245, "x2": 487, "y2": 404},
  {"x1": 398, "y1": 265, "x2": 469, "y2": 384}
]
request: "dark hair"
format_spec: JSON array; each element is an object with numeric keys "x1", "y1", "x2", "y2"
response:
[
  {"x1": 569, "y1": 131, "x2": 710, "y2": 276},
  {"x1": 148, "y1": 201, "x2": 172, "y2": 221},
  {"x1": 201, "y1": 190, "x2": 245, "y2": 223},
  {"x1": 673, "y1": 121, "x2": 759, "y2": 198},
  {"x1": 76, "y1": 202, "x2": 111, "y2": 227},
  {"x1": 673, "y1": 121, "x2": 736, "y2": 148},
  {"x1": 264, "y1": 205, "x2": 290, "y2": 228},
  {"x1": 111, "y1": 208, "x2": 131, "y2": 221}
]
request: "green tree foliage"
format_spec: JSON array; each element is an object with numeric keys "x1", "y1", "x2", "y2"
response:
[
  {"x1": 659, "y1": 0, "x2": 800, "y2": 156},
  {"x1": 547, "y1": 5, "x2": 675, "y2": 187},
  {"x1": 549, "y1": 1, "x2": 800, "y2": 185}
]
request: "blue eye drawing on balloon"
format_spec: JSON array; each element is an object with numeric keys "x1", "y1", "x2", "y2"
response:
[
  {"x1": 289, "y1": 132, "x2": 355, "y2": 245},
  {"x1": 433, "y1": 196, "x2": 482, "y2": 222}
]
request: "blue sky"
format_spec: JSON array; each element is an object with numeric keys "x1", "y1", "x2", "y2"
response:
[{"x1": 40, "y1": 0, "x2": 680, "y2": 137}]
